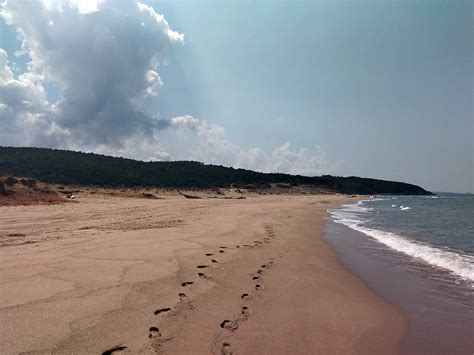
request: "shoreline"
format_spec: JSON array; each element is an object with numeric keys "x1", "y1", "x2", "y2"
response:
[
  {"x1": 0, "y1": 194, "x2": 405, "y2": 354},
  {"x1": 325, "y1": 200, "x2": 474, "y2": 354}
]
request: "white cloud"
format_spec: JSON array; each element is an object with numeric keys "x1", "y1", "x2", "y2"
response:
[
  {"x1": 163, "y1": 115, "x2": 345, "y2": 176},
  {"x1": 68, "y1": 0, "x2": 103, "y2": 14},
  {"x1": 0, "y1": 49, "x2": 52, "y2": 146},
  {"x1": 0, "y1": 1, "x2": 344, "y2": 177},
  {"x1": 136, "y1": 2, "x2": 184, "y2": 44},
  {"x1": 1, "y1": 0, "x2": 183, "y2": 147},
  {"x1": 0, "y1": 49, "x2": 14, "y2": 80}
]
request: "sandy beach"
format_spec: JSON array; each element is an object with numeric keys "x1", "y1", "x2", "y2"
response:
[{"x1": 0, "y1": 193, "x2": 405, "y2": 354}]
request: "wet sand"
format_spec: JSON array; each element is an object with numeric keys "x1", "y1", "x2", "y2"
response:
[
  {"x1": 325, "y1": 219, "x2": 474, "y2": 355},
  {"x1": 0, "y1": 193, "x2": 405, "y2": 354}
]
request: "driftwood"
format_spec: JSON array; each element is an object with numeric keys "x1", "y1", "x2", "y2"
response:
[
  {"x1": 208, "y1": 195, "x2": 246, "y2": 200},
  {"x1": 178, "y1": 191, "x2": 202, "y2": 199},
  {"x1": 178, "y1": 191, "x2": 245, "y2": 200},
  {"x1": 101, "y1": 345, "x2": 128, "y2": 355},
  {"x1": 141, "y1": 192, "x2": 162, "y2": 199}
]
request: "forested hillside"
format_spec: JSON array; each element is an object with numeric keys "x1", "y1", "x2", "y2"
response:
[{"x1": 0, "y1": 147, "x2": 431, "y2": 195}]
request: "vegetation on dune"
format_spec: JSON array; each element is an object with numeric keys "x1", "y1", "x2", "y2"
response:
[
  {"x1": 0, "y1": 146, "x2": 431, "y2": 195},
  {"x1": 0, "y1": 180, "x2": 6, "y2": 196}
]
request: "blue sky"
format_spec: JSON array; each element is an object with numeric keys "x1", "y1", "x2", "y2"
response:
[{"x1": 0, "y1": 0, "x2": 472, "y2": 192}]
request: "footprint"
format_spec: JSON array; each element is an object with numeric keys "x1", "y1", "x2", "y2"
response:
[
  {"x1": 179, "y1": 293, "x2": 189, "y2": 301},
  {"x1": 154, "y1": 307, "x2": 175, "y2": 316},
  {"x1": 261, "y1": 264, "x2": 267, "y2": 268},
  {"x1": 220, "y1": 342, "x2": 234, "y2": 355},
  {"x1": 148, "y1": 326, "x2": 161, "y2": 339},
  {"x1": 236, "y1": 245, "x2": 241, "y2": 248},
  {"x1": 240, "y1": 306, "x2": 254, "y2": 320},
  {"x1": 252, "y1": 276, "x2": 260, "y2": 280},
  {"x1": 241, "y1": 293, "x2": 251, "y2": 300},
  {"x1": 178, "y1": 292, "x2": 194, "y2": 309},
  {"x1": 205, "y1": 253, "x2": 214, "y2": 256},
  {"x1": 198, "y1": 272, "x2": 207, "y2": 278},
  {"x1": 256, "y1": 269, "x2": 263, "y2": 274},
  {"x1": 255, "y1": 284, "x2": 263, "y2": 290},
  {"x1": 197, "y1": 265, "x2": 208, "y2": 269},
  {"x1": 102, "y1": 345, "x2": 127, "y2": 355},
  {"x1": 219, "y1": 250, "x2": 225, "y2": 253},
  {"x1": 211, "y1": 259, "x2": 218, "y2": 263},
  {"x1": 181, "y1": 281, "x2": 194, "y2": 287},
  {"x1": 220, "y1": 320, "x2": 238, "y2": 330}
]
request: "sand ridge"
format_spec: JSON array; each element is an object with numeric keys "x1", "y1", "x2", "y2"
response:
[{"x1": 0, "y1": 193, "x2": 405, "y2": 354}]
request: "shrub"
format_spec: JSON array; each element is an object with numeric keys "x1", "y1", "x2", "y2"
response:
[
  {"x1": 0, "y1": 181, "x2": 6, "y2": 196},
  {"x1": 4, "y1": 176, "x2": 18, "y2": 186}
]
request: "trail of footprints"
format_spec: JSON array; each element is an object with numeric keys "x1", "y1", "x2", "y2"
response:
[
  {"x1": 215, "y1": 225, "x2": 275, "y2": 354},
  {"x1": 216, "y1": 258, "x2": 275, "y2": 354},
  {"x1": 101, "y1": 225, "x2": 276, "y2": 354}
]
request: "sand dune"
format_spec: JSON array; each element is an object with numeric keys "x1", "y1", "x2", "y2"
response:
[{"x1": 0, "y1": 193, "x2": 404, "y2": 354}]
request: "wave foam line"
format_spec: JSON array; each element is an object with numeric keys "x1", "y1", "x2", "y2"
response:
[{"x1": 330, "y1": 208, "x2": 474, "y2": 284}]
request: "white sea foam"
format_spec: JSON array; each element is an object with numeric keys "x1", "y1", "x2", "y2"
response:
[
  {"x1": 330, "y1": 203, "x2": 474, "y2": 284},
  {"x1": 400, "y1": 206, "x2": 411, "y2": 211},
  {"x1": 391, "y1": 204, "x2": 397, "y2": 207}
]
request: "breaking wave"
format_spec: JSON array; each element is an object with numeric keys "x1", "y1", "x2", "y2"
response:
[{"x1": 330, "y1": 202, "x2": 474, "y2": 284}]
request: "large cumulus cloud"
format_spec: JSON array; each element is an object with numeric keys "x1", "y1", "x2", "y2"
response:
[
  {"x1": 1, "y1": 0, "x2": 183, "y2": 147},
  {"x1": 0, "y1": 0, "x2": 344, "y2": 176}
]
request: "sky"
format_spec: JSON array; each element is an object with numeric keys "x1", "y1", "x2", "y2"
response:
[{"x1": 0, "y1": 0, "x2": 472, "y2": 193}]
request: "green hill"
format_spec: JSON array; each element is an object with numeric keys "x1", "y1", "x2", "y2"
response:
[{"x1": 0, "y1": 146, "x2": 431, "y2": 195}]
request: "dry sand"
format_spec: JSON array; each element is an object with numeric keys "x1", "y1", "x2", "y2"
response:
[{"x1": 0, "y1": 193, "x2": 405, "y2": 354}]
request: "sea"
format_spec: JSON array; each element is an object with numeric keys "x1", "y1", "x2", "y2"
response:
[{"x1": 325, "y1": 194, "x2": 474, "y2": 354}]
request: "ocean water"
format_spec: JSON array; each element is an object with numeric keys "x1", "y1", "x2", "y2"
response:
[
  {"x1": 325, "y1": 194, "x2": 474, "y2": 354},
  {"x1": 331, "y1": 194, "x2": 474, "y2": 288}
]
